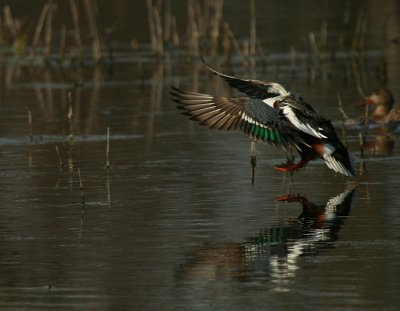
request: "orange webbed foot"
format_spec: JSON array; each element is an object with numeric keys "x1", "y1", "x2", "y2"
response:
[{"x1": 274, "y1": 160, "x2": 307, "y2": 172}]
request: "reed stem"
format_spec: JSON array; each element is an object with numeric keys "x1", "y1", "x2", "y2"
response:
[
  {"x1": 106, "y1": 126, "x2": 110, "y2": 169},
  {"x1": 28, "y1": 110, "x2": 32, "y2": 141},
  {"x1": 44, "y1": 2, "x2": 56, "y2": 57},
  {"x1": 32, "y1": 4, "x2": 50, "y2": 55},
  {"x1": 67, "y1": 91, "x2": 73, "y2": 140},
  {"x1": 55, "y1": 145, "x2": 63, "y2": 170},
  {"x1": 77, "y1": 167, "x2": 85, "y2": 207},
  {"x1": 83, "y1": 0, "x2": 102, "y2": 62},
  {"x1": 249, "y1": 0, "x2": 256, "y2": 56},
  {"x1": 69, "y1": 0, "x2": 82, "y2": 56}
]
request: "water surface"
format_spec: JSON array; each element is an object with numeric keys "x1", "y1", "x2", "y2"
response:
[{"x1": 1, "y1": 1, "x2": 400, "y2": 310}]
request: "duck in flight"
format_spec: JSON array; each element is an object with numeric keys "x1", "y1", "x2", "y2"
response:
[{"x1": 171, "y1": 58, "x2": 355, "y2": 177}]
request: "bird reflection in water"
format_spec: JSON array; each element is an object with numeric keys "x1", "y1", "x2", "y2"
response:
[
  {"x1": 177, "y1": 185, "x2": 357, "y2": 288},
  {"x1": 363, "y1": 125, "x2": 396, "y2": 157}
]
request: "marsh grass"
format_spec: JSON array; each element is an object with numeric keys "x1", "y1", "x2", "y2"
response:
[{"x1": 0, "y1": 0, "x2": 104, "y2": 63}]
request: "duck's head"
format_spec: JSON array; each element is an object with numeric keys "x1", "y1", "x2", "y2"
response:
[
  {"x1": 366, "y1": 88, "x2": 394, "y2": 108},
  {"x1": 366, "y1": 88, "x2": 394, "y2": 120}
]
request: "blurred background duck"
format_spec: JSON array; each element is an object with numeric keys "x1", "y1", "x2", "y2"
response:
[{"x1": 366, "y1": 88, "x2": 400, "y2": 122}]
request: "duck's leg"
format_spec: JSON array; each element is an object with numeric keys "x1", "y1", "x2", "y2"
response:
[
  {"x1": 250, "y1": 142, "x2": 257, "y2": 185},
  {"x1": 276, "y1": 194, "x2": 309, "y2": 204},
  {"x1": 274, "y1": 147, "x2": 317, "y2": 173},
  {"x1": 274, "y1": 159, "x2": 309, "y2": 172}
]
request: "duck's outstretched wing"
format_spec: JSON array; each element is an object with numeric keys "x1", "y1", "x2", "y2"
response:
[
  {"x1": 201, "y1": 57, "x2": 289, "y2": 99},
  {"x1": 171, "y1": 86, "x2": 302, "y2": 149}
]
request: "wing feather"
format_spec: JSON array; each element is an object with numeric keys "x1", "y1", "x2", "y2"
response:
[
  {"x1": 201, "y1": 57, "x2": 289, "y2": 99},
  {"x1": 171, "y1": 86, "x2": 303, "y2": 149}
]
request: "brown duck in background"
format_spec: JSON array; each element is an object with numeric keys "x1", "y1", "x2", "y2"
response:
[
  {"x1": 362, "y1": 88, "x2": 398, "y2": 156},
  {"x1": 342, "y1": 88, "x2": 398, "y2": 156},
  {"x1": 366, "y1": 88, "x2": 400, "y2": 122}
]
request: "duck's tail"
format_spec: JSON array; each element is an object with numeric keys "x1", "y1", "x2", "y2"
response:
[{"x1": 314, "y1": 142, "x2": 356, "y2": 177}]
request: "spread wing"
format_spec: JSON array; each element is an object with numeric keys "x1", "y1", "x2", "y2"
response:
[
  {"x1": 171, "y1": 86, "x2": 303, "y2": 149},
  {"x1": 201, "y1": 57, "x2": 289, "y2": 99}
]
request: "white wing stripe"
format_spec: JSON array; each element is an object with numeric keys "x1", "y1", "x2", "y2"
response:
[
  {"x1": 240, "y1": 112, "x2": 269, "y2": 129},
  {"x1": 282, "y1": 106, "x2": 327, "y2": 139}
]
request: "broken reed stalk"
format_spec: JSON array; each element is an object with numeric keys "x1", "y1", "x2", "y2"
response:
[
  {"x1": 209, "y1": 0, "x2": 224, "y2": 56},
  {"x1": 59, "y1": 23, "x2": 66, "y2": 61},
  {"x1": 152, "y1": 1, "x2": 164, "y2": 56},
  {"x1": 223, "y1": 22, "x2": 243, "y2": 60},
  {"x1": 320, "y1": 21, "x2": 328, "y2": 48},
  {"x1": 337, "y1": 92, "x2": 351, "y2": 122},
  {"x1": 77, "y1": 168, "x2": 85, "y2": 207},
  {"x1": 187, "y1": 0, "x2": 199, "y2": 56},
  {"x1": 359, "y1": 15, "x2": 368, "y2": 51},
  {"x1": 28, "y1": 110, "x2": 32, "y2": 141},
  {"x1": 223, "y1": 22, "x2": 233, "y2": 65},
  {"x1": 44, "y1": 2, "x2": 56, "y2": 57},
  {"x1": 83, "y1": 0, "x2": 103, "y2": 62},
  {"x1": 55, "y1": 145, "x2": 63, "y2": 170},
  {"x1": 170, "y1": 15, "x2": 180, "y2": 45},
  {"x1": 3, "y1": 6, "x2": 17, "y2": 39},
  {"x1": 67, "y1": 91, "x2": 73, "y2": 140},
  {"x1": 353, "y1": 8, "x2": 367, "y2": 51},
  {"x1": 32, "y1": 3, "x2": 50, "y2": 55},
  {"x1": 146, "y1": 0, "x2": 163, "y2": 56},
  {"x1": 106, "y1": 126, "x2": 110, "y2": 169},
  {"x1": 290, "y1": 45, "x2": 296, "y2": 79},
  {"x1": 163, "y1": 0, "x2": 172, "y2": 42},
  {"x1": 69, "y1": 0, "x2": 82, "y2": 56},
  {"x1": 337, "y1": 93, "x2": 348, "y2": 146},
  {"x1": 357, "y1": 91, "x2": 370, "y2": 159},
  {"x1": 147, "y1": 0, "x2": 157, "y2": 52},
  {"x1": 249, "y1": 0, "x2": 256, "y2": 56}
]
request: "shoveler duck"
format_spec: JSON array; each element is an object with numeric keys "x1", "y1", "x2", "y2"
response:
[
  {"x1": 171, "y1": 58, "x2": 355, "y2": 177},
  {"x1": 366, "y1": 88, "x2": 400, "y2": 122}
]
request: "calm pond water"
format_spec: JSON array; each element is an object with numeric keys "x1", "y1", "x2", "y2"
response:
[{"x1": 1, "y1": 1, "x2": 400, "y2": 310}]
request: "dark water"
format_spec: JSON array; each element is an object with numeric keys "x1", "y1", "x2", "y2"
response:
[{"x1": 1, "y1": 1, "x2": 400, "y2": 310}]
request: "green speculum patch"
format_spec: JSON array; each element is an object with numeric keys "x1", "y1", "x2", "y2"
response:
[{"x1": 249, "y1": 124, "x2": 283, "y2": 144}]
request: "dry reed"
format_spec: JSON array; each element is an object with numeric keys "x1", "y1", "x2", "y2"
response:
[
  {"x1": 28, "y1": 110, "x2": 32, "y2": 141},
  {"x1": 77, "y1": 167, "x2": 85, "y2": 207},
  {"x1": 83, "y1": 0, "x2": 103, "y2": 62},
  {"x1": 55, "y1": 145, "x2": 63, "y2": 170},
  {"x1": 106, "y1": 126, "x2": 110, "y2": 169}
]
